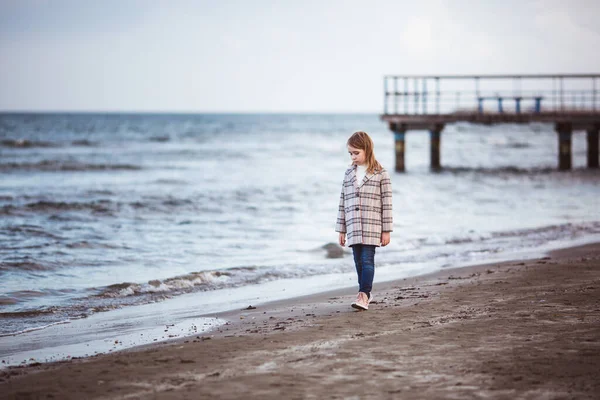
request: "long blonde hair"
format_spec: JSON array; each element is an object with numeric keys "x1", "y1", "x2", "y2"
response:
[{"x1": 347, "y1": 131, "x2": 382, "y2": 174}]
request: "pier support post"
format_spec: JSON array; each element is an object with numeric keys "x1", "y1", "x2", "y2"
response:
[
  {"x1": 588, "y1": 126, "x2": 599, "y2": 168},
  {"x1": 556, "y1": 123, "x2": 572, "y2": 171},
  {"x1": 430, "y1": 124, "x2": 444, "y2": 171},
  {"x1": 391, "y1": 123, "x2": 406, "y2": 172}
]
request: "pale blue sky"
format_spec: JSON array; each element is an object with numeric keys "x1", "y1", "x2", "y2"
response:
[{"x1": 1, "y1": 0, "x2": 599, "y2": 112}]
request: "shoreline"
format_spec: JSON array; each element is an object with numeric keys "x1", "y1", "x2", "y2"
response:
[
  {"x1": 1, "y1": 242, "x2": 599, "y2": 398},
  {"x1": 2, "y1": 236, "x2": 595, "y2": 368}
]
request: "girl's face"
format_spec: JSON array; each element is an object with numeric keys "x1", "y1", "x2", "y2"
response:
[{"x1": 348, "y1": 145, "x2": 366, "y2": 166}]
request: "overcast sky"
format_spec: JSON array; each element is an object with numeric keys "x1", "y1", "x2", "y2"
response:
[{"x1": 1, "y1": 0, "x2": 599, "y2": 112}]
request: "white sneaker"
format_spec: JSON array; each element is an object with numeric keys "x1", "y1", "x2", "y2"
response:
[
  {"x1": 367, "y1": 293, "x2": 374, "y2": 304},
  {"x1": 351, "y1": 292, "x2": 369, "y2": 310},
  {"x1": 351, "y1": 293, "x2": 361, "y2": 308}
]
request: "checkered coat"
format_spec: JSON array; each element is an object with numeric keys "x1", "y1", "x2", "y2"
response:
[{"x1": 335, "y1": 165, "x2": 393, "y2": 247}]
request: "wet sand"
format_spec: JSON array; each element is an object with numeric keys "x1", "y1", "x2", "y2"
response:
[{"x1": 2, "y1": 243, "x2": 600, "y2": 399}]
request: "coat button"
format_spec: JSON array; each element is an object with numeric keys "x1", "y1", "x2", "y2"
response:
[{"x1": 355, "y1": 207, "x2": 359, "y2": 211}]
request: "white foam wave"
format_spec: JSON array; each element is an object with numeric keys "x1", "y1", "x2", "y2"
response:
[{"x1": 0, "y1": 320, "x2": 71, "y2": 337}]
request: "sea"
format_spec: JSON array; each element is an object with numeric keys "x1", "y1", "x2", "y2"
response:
[{"x1": 1, "y1": 113, "x2": 599, "y2": 365}]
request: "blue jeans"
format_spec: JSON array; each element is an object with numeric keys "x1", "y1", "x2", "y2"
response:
[{"x1": 351, "y1": 244, "x2": 376, "y2": 295}]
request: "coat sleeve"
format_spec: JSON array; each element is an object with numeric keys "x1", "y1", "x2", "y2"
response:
[
  {"x1": 381, "y1": 170, "x2": 393, "y2": 232},
  {"x1": 335, "y1": 177, "x2": 346, "y2": 233}
]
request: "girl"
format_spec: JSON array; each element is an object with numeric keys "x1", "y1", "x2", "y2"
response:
[{"x1": 335, "y1": 131, "x2": 393, "y2": 310}]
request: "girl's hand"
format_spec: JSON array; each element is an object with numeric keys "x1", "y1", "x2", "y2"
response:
[
  {"x1": 339, "y1": 232, "x2": 346, "y2": 247},
  {"x1": 381, "y1": 232, "x2": 391, "y2": 246}
]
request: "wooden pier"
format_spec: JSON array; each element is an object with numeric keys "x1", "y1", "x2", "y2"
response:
[{"x1": 380, "y1": 74, "x2": 600, "y2": 171}]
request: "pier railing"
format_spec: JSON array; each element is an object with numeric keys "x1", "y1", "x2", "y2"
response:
[{"x1": 383, "y1": 74, "x2": 600, "y2": 115}]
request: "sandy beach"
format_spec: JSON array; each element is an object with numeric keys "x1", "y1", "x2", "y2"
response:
[{"x1": 1, "y1": 242, "x2": 599, "y2": 399}]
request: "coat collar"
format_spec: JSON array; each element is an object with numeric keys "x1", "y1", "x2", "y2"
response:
[{"x1": 350, "y1": 164, "x2": 378, "y2": 188}]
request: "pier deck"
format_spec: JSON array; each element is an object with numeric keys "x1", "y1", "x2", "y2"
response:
[{"x1": 380, "y1": 74, "x2": 600, "y2": 171}]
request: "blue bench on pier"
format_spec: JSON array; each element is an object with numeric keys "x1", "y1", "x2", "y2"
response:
[{"x1": 478, "y1": 96, "x2": 543, "y2": 114}]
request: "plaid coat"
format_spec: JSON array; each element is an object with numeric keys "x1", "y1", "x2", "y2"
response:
[{"x1": 335, "y1": 165, "x2": 393, "y2": 246}]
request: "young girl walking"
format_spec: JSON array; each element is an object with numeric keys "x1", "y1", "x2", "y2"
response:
[{"x1": 335, "y1": 131, "x2": 393, "y2": 310}]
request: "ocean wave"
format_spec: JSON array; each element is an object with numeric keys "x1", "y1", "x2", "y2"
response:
[
  {"x1": 0, "y1": 297, "x2": 18, "y2": 306},
  {"x1": 0, "y1": 320, "x2": 71, "y2": 337},
  {"x1": 5, "y1": 200, "x2": 115, "y2": 215},
  {"x1": 153, "y1": 179, "x2": 188, "y2": 185},
  {"x1": 492, "y1": 222, "x2": 600, "y2": 240},
  {"x1": 0, "y1": 160, "x2": 142, "y2": 172},
  {"x1": 95, "y1": 269, "x2": 241, "y2": 299},
  {"x1": 0, "y1": 195, "x2": 213, "y2": 217},
  {"x1": 440, "y1": 166, "x2": 600, "y2": 178},
  {"x1": 1, "y1": 138, "x2": 98, "y2": 148},
  {"x1": 0, "y1": 261, "x2": 57, "y2": 272},
  {"x1": 442, "y1": 166, "x2": 556, "y2": 175},
  {"x1": 0, "y1": 139, "x2": 56, "y2": 148},
  {"x1": 436, "y1": 222, "x2": 600, "y2": 247},
  {"x1": 0, "y1": 301, "x2": 118, "y2": 336},
  {"x1": 65, "y1": 241, "x2": 122, "y2": 249},
  {"x1": 444, "y1": 235, "x2": 485, "y2": 245},
  {"x1": 0, "y1": 306, "x2": 59, "y2": 318},
  {"x1": 149, "y1": 135, "x2": 170, "y2": 142},
  {"x1": 70, "y1": 139, "x2": 97, "y2": 146},
  {"x1": 92, "y1": 261, "x2": 351, "y2": 301},
  {"x1": 3, "y1": 224, "x2": 64, "y2": 239},
  {"x1": 0, "y1": 288, "x2": 79, "y2": 309},
  {"x1": 86, "y1": 189, "x2": 115, "y2": 196},
  {"x1": 504, "y1": 142, "x2": 531, "y2": 149},
  {"x1": 0, "y1": 290, "x2": 57, "y2": 306}
]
